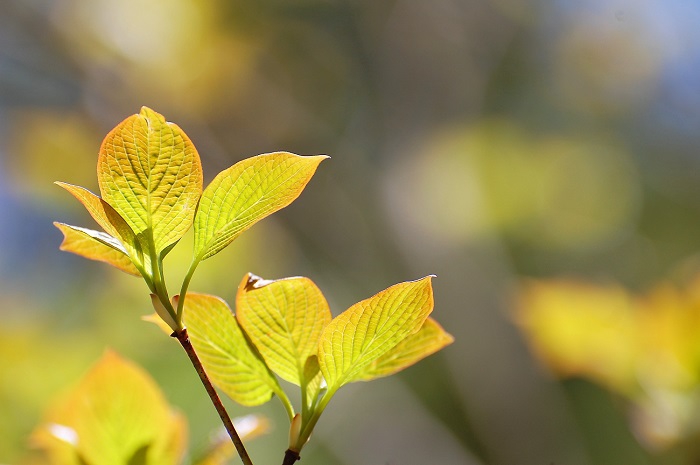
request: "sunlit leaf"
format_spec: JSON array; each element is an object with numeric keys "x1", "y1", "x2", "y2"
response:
[
  {"x1": 53, "y1": 222, "x2": 140, "y2": 276},
  {"x1": 30, "y1": 351, "x2": 186, "y2": 465},
  {"x1": 97, "y1": 106, "x2": 203, "y2": 256},
  {"x1": 318, "y1": 276, "x2": 435, "y2": 391},
  {"x1": 357, "y1": 317, "x2": 453, "y2": 381},
  {"x1": 236, "y1": 273, "x2": 331, "y2": 385},
  {"x1": 193, "y1": 152, "x2": 327, "y2": 261},
  {"x1": 183, "y1": 293, "x2": 281, "y2": 406},
  {"x1": 55, "y1": 182, "x2": 142, "y2": 263}
]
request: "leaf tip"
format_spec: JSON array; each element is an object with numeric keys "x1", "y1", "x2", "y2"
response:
[
  {"x1": 241, "y1": 272, "x2": 276, "y2": 292},
  {"x1": 310, "y1": 154, "x2": 330, "y2": 166},
  {"x1": 139, "y1": 105, "x2": 163, "y2": 119},
  {"x1": 54, "y1": 181, "x2": 77, "y2": 193},
  {"x1": 53, "y1": 222, "x2": 69, "y2": 247}
]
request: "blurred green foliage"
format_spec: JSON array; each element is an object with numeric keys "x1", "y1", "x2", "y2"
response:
[{"x1": 2, "y1": 0, "x2": 700, "y2": 464}]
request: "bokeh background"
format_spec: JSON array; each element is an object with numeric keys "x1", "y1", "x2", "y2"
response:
[{"x1": 2, "y1": 0, "x2": 700, "y2": 464}]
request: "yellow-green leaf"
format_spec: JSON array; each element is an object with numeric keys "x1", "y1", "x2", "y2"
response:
[
  {"x1": 30, "y1": 350, "x2": 187, "y2": 465},
  {"x1": 236, "y1": 273, "x2": 331, "y2": 385},
  {"x1": 55, "y1": 182, "x2": 143, "y2": 268},
  {"x1": 318, "y1": 276, "x2": 435, "y2": 391},
  {"x1": 54, "y1": 222, "x2": 140, "y2": 276},
  {"x1": 183, "y1": 293, "x2": 281, "y2": 406},
  {"x1": 193, "y1": 152, "x2": 327, "y2": 260},
  {"x1": 97, "y1": 106, "x2": 203, "y2": 256},
  {"x1": 357, "y1": 317, "x2": 454, "y2": 381}
]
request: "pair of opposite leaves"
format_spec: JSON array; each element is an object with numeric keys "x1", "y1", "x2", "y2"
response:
[
  {"x1": 54, "y1": 106, "x2": 327, "y2": 284},
  {"x1": 54, "y1": 106, "x2": 453, "y2": 409}
]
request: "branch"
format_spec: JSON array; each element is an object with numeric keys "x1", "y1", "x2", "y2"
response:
[
  {"x1": 173, "y1": 328, "x2": 255, "y2": 465},
  {"x1": 282, "y1": 449, "x2": 300, "y2": 465}
]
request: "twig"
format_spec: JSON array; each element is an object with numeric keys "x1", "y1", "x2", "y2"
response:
[
  {"x1": 173, "y1": 328, "x2": 255, "y2": 465},
  {"x1": 282, "y1": 449, "x2": 301, "y2": 465}
]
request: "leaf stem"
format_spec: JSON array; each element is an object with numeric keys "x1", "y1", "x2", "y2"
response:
[
  {"x1": 273, "y1": 383, "x2": 296, "y2": 422},
  {"x1": 294, "y1": 387, "x2": 335, "y2": 452},
  {"x1": 173, "y1": 328, "x2": 255, "y2": 465},
  {"x1": 176, "y1": 258, "x2": 200, "y2": 321},
  {"x1": 300, "y1": 376, "x2": 310, "y2": 421}
]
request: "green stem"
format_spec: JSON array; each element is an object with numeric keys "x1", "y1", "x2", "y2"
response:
[
  {"x1": 294, "y1": 388, "x2": 335, "y2": 452},
  {"x1": 176, "y1": 258, "x2": 200, "y2": 321},
  {"x1": 300, "y1": 375, "x2": 310, "y2": 421},
  {"x1": 274, "y1": 384, "x2": 295, "y2": 422},
  {"x1": 174, "y1": 328, "x2": 255, "y2": 465}
]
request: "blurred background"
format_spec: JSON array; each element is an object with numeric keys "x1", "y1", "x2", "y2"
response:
[{"x1": 2, "y1": 0, "x2": 700, "y2": 464}]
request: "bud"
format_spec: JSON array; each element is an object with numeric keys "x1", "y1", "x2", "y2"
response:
[
  {"x1": 150, "y1": 294, "x2": 180, "y2": 332},
  {"x1": 288, "y1": 413, "x2": 302, "y2": 451}
]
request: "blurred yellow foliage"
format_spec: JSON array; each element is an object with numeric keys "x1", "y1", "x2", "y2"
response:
[
  {"x1": 516, "y1": 276, "x2": 700, "y2": 447},
  {"x1": 21, "y1": 350, "x2": 269, "y2": 465},
  {"x1": 49, "y1": 0, "x2": 256, "y2": 113},
  {"x1": 386, "y1": 120, "x2": 640, "y2": 251},
  {"x1": 8, "y1": 111, "x2": 99, "y2": 202},
  {"x1": 28, "y1": 350, "x2": 187, "y2": 465}
]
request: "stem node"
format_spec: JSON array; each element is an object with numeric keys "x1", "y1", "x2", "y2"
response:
[{"x1": 282, "y1": 449, "x2": 301, "y2": 465}]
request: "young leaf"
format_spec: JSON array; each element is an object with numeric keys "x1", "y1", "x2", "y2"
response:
[
  {"x1": 193, "y1": 152, "x2": 327, "y2": 261},
  {"x1": 318, "y1": 276, "x2": 435, "y2": 392},
  {"x1": 55, "y1": 182, "x2": 142, "y2": 263},
  {"x1": 236, "y1": 273, "x2": 331, "y2": 386},
  {"x1": 30, "y1": 350, "x2": 186, "y2": 465},
  {"x1": 54, "y1": 222, "x2": 140, "y2": 276},
  {"x1": 97, "y1": 106, "x2": 203, "y2": 256},
  {"x1": 183, "y1": 293, "x2": 283, "y2": 407},
  {"x1": 357, "y1": 317, "x2": 454, "y2": 380}
]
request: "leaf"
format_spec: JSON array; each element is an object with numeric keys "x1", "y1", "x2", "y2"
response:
[
  {"x1": 236, "y1": 273, "x2": 331, "y2": 385},
  {"x1": 54, "y1": 222, "x2": 140, "y2": 276},
  {"x1": 55, "y1": 182, "x2": 142, "y2": 264},
  {"x1": 357, "y1": 317, "x2": 453, "y2": 380},
  {"x1": 318, "y1": 276, "x2": 435, "y2": 391},
  {"x1": 142, "y1": 312, "x2": 175, "y2": 335},
  {"x1": 183, "y1": 293, "x2": 281, "y2": 406},
  {"x1": 193, "y1": 152, "x2": 327, "y2": 260},
  {"x1": 30, "y1": 351, "x2": 187, "y2": 465},
  {"x1": 97, "y1": 106, "x2": 203, "y2": 256}
]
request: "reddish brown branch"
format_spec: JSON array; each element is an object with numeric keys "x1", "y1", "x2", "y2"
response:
[
  {"x1": 282, "y1": 449, "x2": 301, "y2": 465},
  {"x1": 173, "y1": 328, "x2": 255, "y2": 465}
]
